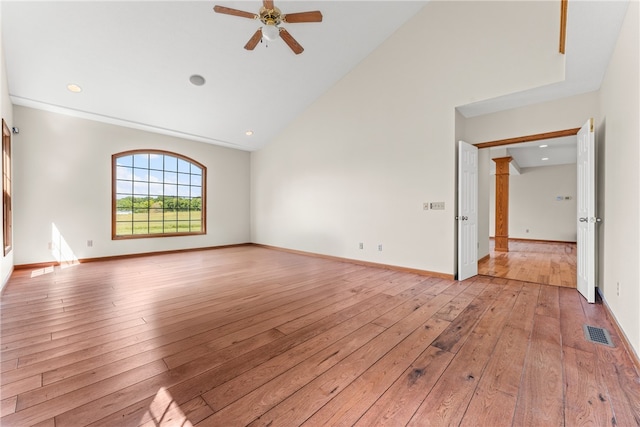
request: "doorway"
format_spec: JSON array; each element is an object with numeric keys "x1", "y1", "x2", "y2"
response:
[{"x1": 475, "y1": 127, "x2": 580, "y2": 288}]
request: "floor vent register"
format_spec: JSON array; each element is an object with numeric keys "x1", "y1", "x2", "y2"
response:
[{"x1": 583, "y1": 325, "x2": 614, "y2": 347}]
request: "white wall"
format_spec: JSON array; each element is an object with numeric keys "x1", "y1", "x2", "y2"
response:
[
  {"x1": 12, "y1": 106, "x2": 251, "y2": 265},
  {"x1": 1, "y1": 7, "x2": 15, "y2": 289},
  {"x1": 598, "y1": 0, "x2": 639, "y2": 356},
  {"x1": 488, "y1": 164, "x2": 577, "y2": 242},
  {"x1": 462, "y1": 91, "x2": 599, "y2": 143},
  {"x1": 251, "y1": 1, "x2": 564, "y2": 276}
]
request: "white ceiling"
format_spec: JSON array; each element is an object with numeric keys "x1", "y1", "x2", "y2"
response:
[
  {"x1": 2, "y1": 1, "x2": 630, "y2": 152},
  {"x1": 490, "y1": 135, "x2": 578, "y2": 173}
]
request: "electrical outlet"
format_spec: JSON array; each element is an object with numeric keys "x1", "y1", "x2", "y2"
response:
[
  {"x1": 617, "y1": 282, "x2": 620, "y2": 296},
  {"x1": 378, "y1": 244, "x2": 383, "y2": 251},
  {"x1": 87, "y1": 240, "x2": 93, "y2": 247},
  {"x1": 359, "y1": 242, "x2": 363, "y2": 250}
]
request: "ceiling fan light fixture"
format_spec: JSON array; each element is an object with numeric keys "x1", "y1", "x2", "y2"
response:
[{"x1": 262, "y1": 24, "x2": 280, "y2": 41}]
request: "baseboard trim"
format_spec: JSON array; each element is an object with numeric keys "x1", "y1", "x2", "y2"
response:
[
  {"x1": 251, "y1": 244, "x2": 454, "y2": 280},
  {"x1": 489, "y1": 236, "x2": 577, "y2": 245},
  {"x1": 599, "y1": 290, "x2": 640, "y2": 376},
  {"x1": 13, "y1": 243, "x2": 253, "y2": 271},
  {"x1": 478, "y1": 254, "x2": 490, "y2": 263}
]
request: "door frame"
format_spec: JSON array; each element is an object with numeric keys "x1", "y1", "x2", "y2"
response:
[{"x1": 461, "y1": 126, "x2": 582, "y2": 280}]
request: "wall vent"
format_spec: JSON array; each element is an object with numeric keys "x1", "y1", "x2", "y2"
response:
[{"x1": 583, "y1": 325, "x2": 614, "y2": 347}]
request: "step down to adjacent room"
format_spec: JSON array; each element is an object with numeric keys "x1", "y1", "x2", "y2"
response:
[{"x1": 583, "y1": 325, "x2": 614, "y2": 347}]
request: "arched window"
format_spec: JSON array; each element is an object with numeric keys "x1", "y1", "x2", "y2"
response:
[{"x1": 112, "y1": 150, "x2": 206, "y2": 238}]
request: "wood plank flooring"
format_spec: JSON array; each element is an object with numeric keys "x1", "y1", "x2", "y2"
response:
[
  {"x1": 479, "y1": 239, "x2": 577, "y2": 288},
  {"x1": 1, "y1": 245, "x2": 638, "y2": 426}
]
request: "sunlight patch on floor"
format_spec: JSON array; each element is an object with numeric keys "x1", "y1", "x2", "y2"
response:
[{"x1": 141, "y1": 387, "x2": 193, "y2": 427}]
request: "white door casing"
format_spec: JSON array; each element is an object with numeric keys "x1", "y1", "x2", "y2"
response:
[
  {"x1": 458, "y1": 140, "x2": 478, "y2": 281},
  {"x1": 576, "y1": 118, "x2": 597, "y2": 303}
]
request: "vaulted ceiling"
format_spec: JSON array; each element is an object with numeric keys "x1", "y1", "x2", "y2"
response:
[{"x1": 2, "y1": 1, "x2": 629, "y2": 152}]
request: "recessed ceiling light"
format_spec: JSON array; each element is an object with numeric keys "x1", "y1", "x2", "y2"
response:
[
  {"x1": 542, "y1": 157, "x2": 549, "y2": 161},
  {"x1": 67, "y1": 83, "x2": 82, "y2": 93},
  {"x1": 245, "y1": 130, "x2": 254, "y2": 136},
  {"x1": 189, "y1": 74, "x2": 206, "y2": 86},
  {"x1": 539, "y1": 144, "x2": 548, "y2": 148}
]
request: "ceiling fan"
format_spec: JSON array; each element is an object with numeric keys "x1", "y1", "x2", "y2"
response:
[{"x1": 213, "y1": 1, "x2": 323, "y2": 55}]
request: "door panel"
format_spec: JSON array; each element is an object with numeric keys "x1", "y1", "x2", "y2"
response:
[
  {"x1": 458, "y1": 140, "x2": 478, "y2": 281},
  {"x1": 576, "y1": 118, "x2": 596, "y2": 303}
]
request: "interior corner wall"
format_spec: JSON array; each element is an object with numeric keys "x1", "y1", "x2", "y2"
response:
[
  {"x1": 12, "y1": 106, "x2": 251, "y2": 266},
  {"x1": 1, "y1": 17, "x2": 15, "y2": 289},
  {"x1": 598, "y1": 0, "x2": 639, "y2": 356},
  {"x1": 251, "y1": 1, "x2": 564, "y2": 276}
]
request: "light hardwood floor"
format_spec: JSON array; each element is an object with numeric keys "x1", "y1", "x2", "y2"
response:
[
  {"x1": 1, "y1": 245, "x2": 638, "y2": 426},
  {"x1": 479, "y1": 239, "x2": 577, "y2": 288}
]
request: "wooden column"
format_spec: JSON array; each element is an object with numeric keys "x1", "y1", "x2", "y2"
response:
[{"x1": 493, "y1": 156, "x2": 512, "y2": 252}]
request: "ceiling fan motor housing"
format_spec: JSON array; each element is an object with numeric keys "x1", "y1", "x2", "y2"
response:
[{"x1": 260, "y1": 6, "x2": 282, "y2": 26}]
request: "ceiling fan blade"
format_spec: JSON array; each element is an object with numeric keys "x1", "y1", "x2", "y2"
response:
[
  {"x1": 283, "y1": 11, "x2": 323, "y2": 23},
  {"x1": 263, "y1": 0, "x2": 274, "y2": 10},
  {"x1": 279, "y1": 28, "x2": 304, "y2": 55},
  {"x1": 213, "y1": 5, "x2": 257, "y2": 20},
  {"x1": 244, "y1": 29, "x2": 263, "y2": 50}
]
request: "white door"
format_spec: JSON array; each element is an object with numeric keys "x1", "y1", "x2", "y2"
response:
[
  {"x1": 458, "y1": 140, "x2": 478, "y2": 281},
  {"x1": 576, "y1": 118, "x2": 597, "y2": 303}
]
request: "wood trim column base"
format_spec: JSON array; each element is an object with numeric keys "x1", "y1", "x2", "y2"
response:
[{"x1": 495, "y1": 235, "x2": 509, "y2": 252}]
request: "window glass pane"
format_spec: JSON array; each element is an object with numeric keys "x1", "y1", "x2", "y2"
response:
[
  {"x1": 178, "y1": 185, "x2": 190, "y2": 197},
  {"x1": 133, "y1": 154, "x2": 149, "y2": 168},
  {"x1": 116, "y1": 165, "x2": 133, "y2": 180},
  {"x1": 149, "y1": 169, "x2": 163, "y2": 183},
  {"x1": 133, "y1": 168, "x2": 149, "y2": 182},
  {"x1": 191, "y1": 187, "x2": 202, "y2": 198},
  {"x1": 190, "y1": 210, "x2": 201, "y2": 220},
  {"x1": 149, "y1": 183, "x2": 163, "y2": 196},
  {"x1": 116, "y1": 155, "x2": 133, "y2": 167},
  {"x1": 164, "y1": 184, "x2": 177, "y2": 196},
  {"x1": 133, "y1": 182, "x2": 148, "y2": 194},
  {"x1": 133, "y1": 222, "x2": 149, "y2": 234},
  {"x1": 149, "y1": 221, "x2": 163, "y2": 234},
  {"x1": 190, "y1": 221, "x2": 202, "y2": 231},
  {"x1": 161, "y1": 196, "x2": 173, "y2": 209},
  {"x1": 178, "y1": 173, "x2": 190, "y2": 185},
  {"x1": 149, "y1": 154, "x2": 163, "y2": 170},
  {"x1": 164, "y1": 155, "x2": 178, "y2": 172},
  {"x1": 116, "y1": 179, "x2": 133, "y2": 194},
  {"x1": 116, "y1": 222, "x2": 133, "y2": 235},
  {"x1": 164, "y1": 171, "x2": 177, "y2": 184},
  {"x1": 178, "y1": 158, "x2": 190, "y2": 173},
  {"x1": 177, "y1": 221, "x2": 190, "y2": 232},
  {"x1": 191, "y1": 165, "x2": 202, "y2": 175},
  {"x1": 133, "y1": 210, "x2": 149, "y2": 221},
  {"x1": 190, "y1": 198, "x2": 202, "y2": 211},
  {"x1": 191, "y1": 174, "x2": 202, "y2": 186}
]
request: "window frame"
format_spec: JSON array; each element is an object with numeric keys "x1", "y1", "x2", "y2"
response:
[
  {"x1": 112, "y1": 149, "x2": 206, "y2": 240},
  {"x1": 2, "y1": 119, "x2": 12, "y2": 255}
]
